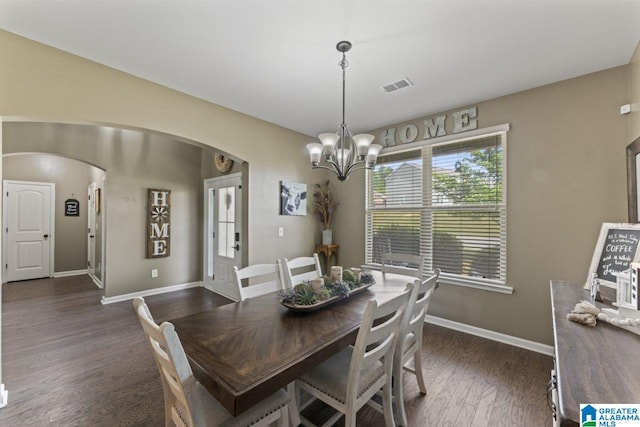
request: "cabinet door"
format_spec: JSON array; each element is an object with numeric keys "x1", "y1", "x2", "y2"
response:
[{"x1": 548, "y1": 368, "x2": 560, "y2": 427}]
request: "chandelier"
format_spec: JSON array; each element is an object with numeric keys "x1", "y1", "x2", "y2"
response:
[{"x1": 306, "y1": 41, "x2": 383, "y2": 181}]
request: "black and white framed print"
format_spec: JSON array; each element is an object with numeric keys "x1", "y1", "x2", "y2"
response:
[{"x1": 280, "y1": 181, "x2": 307, "y2": 216}]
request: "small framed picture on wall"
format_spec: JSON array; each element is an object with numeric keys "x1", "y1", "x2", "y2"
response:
[{"x1": 280, "y1": 181, "x2": 307, "y2": 216}]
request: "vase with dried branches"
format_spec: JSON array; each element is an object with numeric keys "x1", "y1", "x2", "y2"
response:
[{"x1": 313, "y1": 180, "x2": 339, "y2": 245}]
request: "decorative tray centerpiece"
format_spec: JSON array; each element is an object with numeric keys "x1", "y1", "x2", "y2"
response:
[{"x1": 280, "y1": 267, "x2": 375, "y2": 312}]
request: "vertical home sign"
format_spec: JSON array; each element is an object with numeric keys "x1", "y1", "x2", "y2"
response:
[{"x1": 147, "y1": 189, "x2": 171, "y2": 258}]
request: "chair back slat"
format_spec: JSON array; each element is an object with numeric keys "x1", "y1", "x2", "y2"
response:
[
  {"x1": 399, "y1": 269, "x2": 439, "y2": 358},
  {"x1": 133, "y1": 297, "x2": 195, "y2": 427},
  {"x1": 382, "y1": 252, "x2": 425, "y2": 278},
  {"x1": 279, "y1": 254, "x2": 322, "y2": 289},
  {"x1": 233, "y1": 263, "x2": 282, "y2": 301},
  {"x1": 390, "y1": 269, "x2": 440, "y2": 426},
  {"x1": 408, "y1": 273, "x2": 437, "y2": 332},
  {"x1": 346, "y1": 289, "x2": 411, "y2": 398}
]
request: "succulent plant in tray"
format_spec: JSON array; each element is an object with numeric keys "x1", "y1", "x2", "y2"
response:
[
  {"x1": 359, "y1": 272, "x2": 374, "y2": 285},
  {"x1": 326, "y1": 280, "x2": 351, "y2": 298},
  {"x1": 280, "y1": 271, "x2": 376, "y2": 310}
]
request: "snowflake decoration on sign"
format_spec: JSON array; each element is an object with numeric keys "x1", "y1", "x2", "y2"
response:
[{"x1": 151, "y1": 207, "x2": 168, "y2": 222}]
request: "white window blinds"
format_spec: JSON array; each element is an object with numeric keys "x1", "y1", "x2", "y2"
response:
[{"x1": 366, "y1": 133, "x2": 507, "y2": 286}]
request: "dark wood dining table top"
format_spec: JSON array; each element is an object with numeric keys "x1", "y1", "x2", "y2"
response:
[
  {"x1": 170, "y1": 271, "x2": 413, "y2": 416},
  {"x1": 550, "y1": 280, "x2": 640, "y2": 426}
]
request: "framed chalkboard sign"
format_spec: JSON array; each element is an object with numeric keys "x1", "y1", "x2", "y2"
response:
[
  {"x1": 586, "y1": 223, "x2": 640, "y2": 288},
  {"x1": 65, "y1": 198, "x2": 80, "y2": 216}
]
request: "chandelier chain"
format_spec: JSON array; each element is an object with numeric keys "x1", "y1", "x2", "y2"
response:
[{"x1": 341, "y1": 51, "x2": 347, "y2": 125}]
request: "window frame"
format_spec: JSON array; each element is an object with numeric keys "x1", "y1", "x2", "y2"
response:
[{"x1": 365, "y1": 124, "x2": 512, "y2": 294}]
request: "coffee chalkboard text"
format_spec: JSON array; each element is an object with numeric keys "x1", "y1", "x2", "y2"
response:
[{"x1": 586, "y1": 223, "x2": 640, "y2": 288}]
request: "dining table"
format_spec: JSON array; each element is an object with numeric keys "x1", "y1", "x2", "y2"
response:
[{"x1": 169, "y1": 270, "x2": 415, "y2": 420}]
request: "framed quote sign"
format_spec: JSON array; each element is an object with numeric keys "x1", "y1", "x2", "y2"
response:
[
  {"x1": 147, "y1": 188, "x2": 171, "y2": 258},
  {"x1": 65, "y1": 198, "x2": 80, "y2": 216},
  {"x1": 585, "y1": 222, "x2": 640, "y2": 288}
]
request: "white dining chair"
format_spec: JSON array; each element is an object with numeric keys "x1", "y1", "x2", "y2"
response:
[
  {"x1": 382, "y1": 253, "x2": 425, "y2": 279},
  {"x1": 278, "y1": 254, "x2": 323, "y2": 289},
  {"x1": 392, "y1": 269, "x2": 439, "y2": 426},
  {"x1": 233, "y1": 263, "x2": 283, "y2": 301},
  {"x1": 295, "y1": 289, "x2": 411, "y2": 427},
  {"x1": 132, "y1": 297, "x2": 290, "y2": 427}
]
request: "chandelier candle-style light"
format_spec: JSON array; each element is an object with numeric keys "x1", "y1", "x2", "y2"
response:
[{"x1": 307, "y1": 41, "x2": 382, "y2": 181}]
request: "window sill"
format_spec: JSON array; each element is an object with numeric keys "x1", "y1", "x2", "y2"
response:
[
  {"x1": 438, "y1": 275, "x2": 513, "y2": 294},
  {"x1": 362, "y1": 265, "x2": 513, "y2": 294}
]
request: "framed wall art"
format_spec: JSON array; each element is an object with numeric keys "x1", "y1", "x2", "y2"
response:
[
  {"x1": 65, "y1": 198, "x2": 80, "y2": 216},
  {"x1": 147, "y1": 188, "x2": 171, "y2": 258},
  {"x1": 280, "y1": 181, "x2": 307, "y2": 216},
  {"x1": 585, "y1": 222, "x2": 640, "y2": 289}
]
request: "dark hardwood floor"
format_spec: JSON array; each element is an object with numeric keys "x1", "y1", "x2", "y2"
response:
[{"x1": 0, "y1": 276, "x2": 553, "y2": 426}]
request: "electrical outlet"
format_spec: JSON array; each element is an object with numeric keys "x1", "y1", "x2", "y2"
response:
[
  {"x1": 278, "y1": 226, "x2": 284, "y2": 237},
  {"x1": 151, "y1": 269, "x2": 158, "y2": 278}
]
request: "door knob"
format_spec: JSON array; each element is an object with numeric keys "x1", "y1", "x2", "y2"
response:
[{"x1": 43, "y1": 234, "x2": 49, "y2": 239}]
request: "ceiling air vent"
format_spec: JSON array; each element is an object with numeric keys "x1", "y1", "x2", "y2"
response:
[{"x1": 382, "y1": 77, "x2": 413, "y2": 93}]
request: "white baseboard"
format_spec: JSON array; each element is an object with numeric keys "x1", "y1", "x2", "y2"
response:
[
  {"x1": 101, "y1": 281, "x2": 203, "y2": 305},
  {"x1": 202, "y1": 282, "x2": 238, "y2": 301},
  {"x1": 424, "y1": 314, "x2": 554, "y2": 356},
  {"x1": 53, "y1": 269, "x2": 88, "y2": 278},
  {"x1": 88, "y1": 273, "x2": 103, "y2": 289},
  {"x1": 0, "y1": 383, "x2": 7, "y2": 408}
]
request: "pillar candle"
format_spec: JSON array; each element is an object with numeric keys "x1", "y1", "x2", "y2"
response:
[
  {"x1": 311, "y1": 277, "x2": 324, "y2": 294},
  {"x1": 331, "y1": 266, "x2": 343, "y2": 283}
]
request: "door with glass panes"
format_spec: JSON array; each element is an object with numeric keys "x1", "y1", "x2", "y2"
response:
[{"x1": 203, "y1": 173, "x2": 243, "y2": 300}]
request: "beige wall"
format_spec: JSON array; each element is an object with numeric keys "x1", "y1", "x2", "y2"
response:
[
  {"x1": 0, "y1": 30, "x2": 325, "y2": 298},
  {"x1": 335, "y1": 66, "x2": 629, "y2": 345},
  {"x1": 4, "y1": 124, "x2": 209, "y2": 297},
  {"x1": 3, "y1": 153, "x2": 105, "y2": 274},
  {"x1": 1, "y1": 28, "x2": 636, "y2": 346},
  {"x1": 630, "y1": 42, "x2": 640, "y2": 141}
]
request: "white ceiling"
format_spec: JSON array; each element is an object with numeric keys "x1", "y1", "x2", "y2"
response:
[{"x1": 1, "y1": 0, "x2": 639, "y2": 137}]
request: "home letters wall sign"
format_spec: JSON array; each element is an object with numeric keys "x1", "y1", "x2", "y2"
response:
[
  {"x1": 379, "y1": 106, "x2": 478, "y2": 148},
  {"x1": 147, "y1": 189, "x2": 171, "y2": 258}
]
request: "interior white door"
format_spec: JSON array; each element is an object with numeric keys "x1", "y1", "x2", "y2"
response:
[
  {"x1": 87, "y1": 183, "x2": 96, "y2": 278},
  {"x1": 203, "y1": 174, "x2": 243, "y2": 300},
  {"x1": 4, "y1": 181, "x2": 54, "y2": 282}
]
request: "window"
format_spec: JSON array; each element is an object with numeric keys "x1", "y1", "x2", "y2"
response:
[{"x1": 366, "y1": 132, "x2": 507, "y2": 289}]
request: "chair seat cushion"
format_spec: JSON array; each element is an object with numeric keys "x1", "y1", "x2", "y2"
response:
[
  {"x1": 298, "y1": 345, "x2": 385, "y2": 404},
  {"x1": 187, "y1": 380, "x2": 289, "y2": 427}
]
